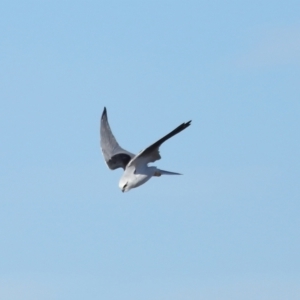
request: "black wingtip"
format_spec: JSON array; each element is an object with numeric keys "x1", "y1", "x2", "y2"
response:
[
  {"x1": 102, "y1": 107, "x2": 107, "y2": 119},
  {"x1": 182, "y1": 120, "x2": 192, "y2": 129}
]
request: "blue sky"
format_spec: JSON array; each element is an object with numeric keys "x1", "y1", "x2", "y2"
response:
[{"x1": 1, "y1": 1, "x2": 299, "y2": 299}]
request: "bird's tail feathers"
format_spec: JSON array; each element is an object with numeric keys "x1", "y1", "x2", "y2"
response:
[{"x1": 157, "y1": 169, "x2": 182, "y2": 176}]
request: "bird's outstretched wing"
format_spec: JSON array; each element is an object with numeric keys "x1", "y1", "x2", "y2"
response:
[
  {"x1": 127, "y1": 120, "x2": 191, "y2": 168},
  {"x1": 100, "y1": 107, "x2": 135, "y2": 170}
]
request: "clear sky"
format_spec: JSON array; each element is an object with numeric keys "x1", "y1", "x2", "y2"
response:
[{"x1": 1, "y1": 1, "x2": 299, "y2": 299}]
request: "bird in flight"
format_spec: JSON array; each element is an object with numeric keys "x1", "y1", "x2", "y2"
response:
[{"x1": 100, "y1": 107, "x2": 191, "y2": 192}]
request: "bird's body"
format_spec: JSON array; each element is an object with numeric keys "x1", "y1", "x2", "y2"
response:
[
  {"x1": 119, "y1": 165, "x2": 157, "y2": 191},
  {"x1": 100, "y1": 107, "x2": 191, "y2": 192}
]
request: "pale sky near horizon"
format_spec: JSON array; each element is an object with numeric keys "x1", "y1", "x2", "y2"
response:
[{"x1": 1, "y1": 1, "x2": 300, "y2": 299}]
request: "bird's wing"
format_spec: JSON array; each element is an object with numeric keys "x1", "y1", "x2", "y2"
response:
[
  {"x1": 100, "y1": 107, "x2": 135, "y2": 170},
  {"x1": 127, "y1": 121, "x2": 191, "y2": 168}
]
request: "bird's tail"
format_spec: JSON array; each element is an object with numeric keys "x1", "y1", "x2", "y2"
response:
[{"x1": 154, "y1": 169, "x2": 182, "y2": 176}]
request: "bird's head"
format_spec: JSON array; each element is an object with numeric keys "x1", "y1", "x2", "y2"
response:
[{"x1": 119, "y1": 179, "x2": 131, "y2": 192}]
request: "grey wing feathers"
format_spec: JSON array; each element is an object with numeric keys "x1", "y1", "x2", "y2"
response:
[
  {"x1": 100, "y1": 107, "x2": 134, "y2": 170},
  {"x1": 128, "y1": 120, "x2": 191, "y2": 166}
]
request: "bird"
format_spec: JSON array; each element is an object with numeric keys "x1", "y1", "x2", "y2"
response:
[{"x1": 100, "y1": 107, "x2": 191, "y2": 192}]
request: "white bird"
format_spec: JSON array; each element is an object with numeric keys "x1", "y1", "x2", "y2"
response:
[{"x1": 100, "y1": 107, "x2": 191, "y2": 192}]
